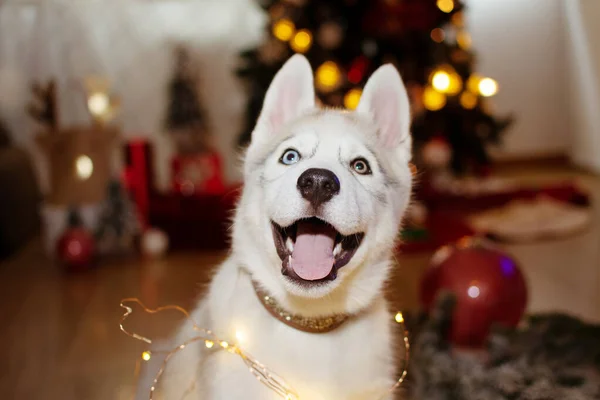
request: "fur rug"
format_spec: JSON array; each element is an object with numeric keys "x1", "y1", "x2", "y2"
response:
[{"x1": 406, "y1": 294, "x2": 600, "y2": 400}]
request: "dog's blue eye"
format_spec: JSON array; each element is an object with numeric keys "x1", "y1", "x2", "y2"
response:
[
  {"x1": 351, "y1": 158, "x2": 372, "y2": 175},
  {"x1": 280, "y1": 149, "x2": 301, "y2": 165}
]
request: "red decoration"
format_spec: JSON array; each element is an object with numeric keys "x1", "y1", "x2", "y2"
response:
[
  {"x1": 419, "y1": 237, "x2": 527, "y2": 347},
  {"x1": 347, "y1": 56, "x2": 370, "y2": 84},
  {"x1": 56, "y1": 211, "x2": 95, "y2": 272},
  {"x1": 123, "y1": 139, "x2": 154, "y2": 229},
  {"x1": 171, "y1": 152, "x2": 225, "y2": 196}
]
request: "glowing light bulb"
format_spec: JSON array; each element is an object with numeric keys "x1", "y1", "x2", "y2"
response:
[
  {"x1": 478, "y1": 77, "x2": 498, "y2": 97},
  {"x1": 87, "y1": 92, "x2": 110, "y2": 117},
  {"x1": 432, "y1": 71, "x2": 451, "y2": 92},
  {"x1": 395, "y1": 312, "x2": 404, "y2": 324},
  {"x1": 343, "y1": 88, "x2": 362, "y2": 110},
  {"x1": 272, "y1": 19, "x2": 295, "y2": 42},
  {"x1": 205, "y1": 340, "x2": 214, "y2": 349},
  {"x1": 75, "y1": 155, "x2": 93, "y2": 180},
  {"x1": 220, "y1": 341, "x2": 229, "y2": 349},
  {"x1": 451, "y1": 11, "x2": 465, "y2": 27},
  {"x1": 290, "y1": 29, "x2": 312, "y2": 53},
  {"x1": 432, "y1": 66, "x2": 463, "y2": 95},
  {"x1": 460, "y1": 91, "x2": 478, "y2": 109},
  {"x1": 467, "y1": 74, "x2": 482, "y2": 93},
  {"x1": 423, "y1": 86, "x2": 446, "y2": 111},
  {"x1": 142, "y1": 351, "x2": 151, "y2": 361},
  {"x1": 235, "y1": 330, "x2": 246, "y2": 344},
  {"x1": 467, "y1": 285, "x2": 480, "y2": 298},
  {"x1": 437, "y1": 0, "x2": 454, "y2": 13},
  {"x1": 430, "y1": 28, "x2": 445, "y2": 43},
  {"x1": 315, "y1": 61, "x2": 342, "y2": 92},
  {"x1": 456, "y1": 31, "x2": 472, "y2": 50}
]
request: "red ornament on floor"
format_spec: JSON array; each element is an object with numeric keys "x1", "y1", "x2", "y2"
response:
[
  {"x1": 57, "y1": 209, "x2": 95, "y2": 272},
  {"x1": 419, "y1": 237, "x2": 528, "y2": 347}
]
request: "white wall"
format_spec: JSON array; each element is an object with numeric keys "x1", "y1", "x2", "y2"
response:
[
  {"x1": 466, "y1": 0, "x2": 570, "y2": 160},
  {"x1": 564, "y1": 0, "x2": 600, "y2": 173}
]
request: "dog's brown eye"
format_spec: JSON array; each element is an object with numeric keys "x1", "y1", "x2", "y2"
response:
[{"x1": 351, "y1": 158, "x2": 371, "y2": 175}]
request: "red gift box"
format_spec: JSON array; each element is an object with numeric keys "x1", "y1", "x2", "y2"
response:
[{"x1": 171, "y1": 152, "x2": 225, "y2": 196}]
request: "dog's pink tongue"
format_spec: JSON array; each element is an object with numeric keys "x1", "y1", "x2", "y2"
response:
[{"x1": 291, "y1": 221, "x2": 336, "y2": 281}]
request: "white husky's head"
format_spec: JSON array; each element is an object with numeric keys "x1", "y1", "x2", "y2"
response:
[{"x1": 232, "y1": 55, "x2": 413, "y2": 317}]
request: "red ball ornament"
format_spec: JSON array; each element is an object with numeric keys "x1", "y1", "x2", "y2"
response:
[
  {"x1": 57, "y1": 209, "x2": 95, "y2": 272},
  {"x1": 420, "y1": 237, "x2": 528, "y2": 347}
]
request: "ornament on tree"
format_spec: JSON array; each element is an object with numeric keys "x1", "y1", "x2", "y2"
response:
[
  {"x1": 318, "y1": 22, "x2": 344, "y2": 49},
  {"x1": 258, "y1": 38, "x2": 288, "y2": 65},
  {"x1": 140, "y1": 228, "x2": 169, "y2": 258},
  {"x1": 95, "y1": 180, "x2": 142, "y2": 256},
  {"x1": 421, "y1": 137, "x2": 451, "y2": 169},
  {"x1": 57, "y1": 209, "x2": 95, "y2": 272},
  {"x1": 419, "y1": 237, "x2": 528, "y2": 347}
]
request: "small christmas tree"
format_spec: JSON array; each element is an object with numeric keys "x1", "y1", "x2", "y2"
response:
[
  {"x1": 165, "y1": 46, "x2": 210, "y2": 154},
  {"x1": 95, "y1": 180, "x2": 141, "y2": 256}
]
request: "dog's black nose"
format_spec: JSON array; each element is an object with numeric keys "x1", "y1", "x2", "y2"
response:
[{"x1": 297, "y1": 168, "x2": 340, "y2": 207}]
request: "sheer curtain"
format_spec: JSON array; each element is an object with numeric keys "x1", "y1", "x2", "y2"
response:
[{"x1": 0, "y1": 0, "x2": 266, "y2": 191}]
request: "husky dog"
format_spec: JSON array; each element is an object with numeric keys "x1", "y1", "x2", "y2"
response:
[{"x1": 162, "y1": 54, "x2": 413, "y2": 400}]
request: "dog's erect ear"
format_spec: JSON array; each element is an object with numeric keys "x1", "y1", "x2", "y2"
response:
[
  {"x1": 356, "y1": 65, "x2": 411, "y2": 149},
  {"x1": 253, "y1": 54, "x2": 315, "y2": 143}
]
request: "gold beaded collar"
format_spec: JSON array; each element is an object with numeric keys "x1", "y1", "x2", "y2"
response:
[{"x1": 252, "y1": 282, "x2": 350, "y2": 334}]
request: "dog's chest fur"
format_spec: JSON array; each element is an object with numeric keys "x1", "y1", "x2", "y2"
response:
[{"x1": 164, "y1": 259, "x2": 395, "y2": 400}]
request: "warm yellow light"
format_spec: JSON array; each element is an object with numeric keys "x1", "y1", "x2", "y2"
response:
[
  {"x1": 478, "y1": 77, "x2": 499, "y2": 97},
  {"x1": 142, "y1": 351, "x2": 151, "y2": 361},
  {"x1": 460, "y1": 91, "x2": 478, "y2": 109},
  {"x1": 431, "y1": 67, "x2": 462, "y2": 95},
  {"x1": 272, "y1": 19, "x2": 295, "y2": 42},
  {"x1": 395, "y1": 312, "x2": 404, "y2": 324},
  {"x1": 87, "y1": 92, "x2": 110, "y2": 117},
  {"x1": 205, "y1": 340, "x2": 214, "y2": 348},
  {"x1": 456, "y1": 31, "x2": 472, "y2": 50},
  {"x1": 423, "y1": 86, "x2": 447, "y2": 111},
  {"x1": 235, "y1": 330, "x2": 246, "y2": 344},
  {"x1": 467, "y1": 74, "x2": 482, "y2": 94},
  {"x1": 315, "y1": 61, "x2": 342, "y2": 91},
  {"x1": 432, "y1": 71, "x2": 451, "y2": 92},
  {"x1": 437, "y1": 0, "x2": 454, "y2": 13},
  {"x1": 343, "y1": 88, "x2": 362, "y2": 110},
  {"x1": 290, "y1": 29, "x2": 312, "y2": 53},
  {"x1": 220, "y1": 341, "x2": 229, "y2": 349},
  {"x1": 430, "y1": 28, "x2": 445, "y2": 43},
  {"x1": 75, "y1": 155, "x2": 93, "y2": 180}
]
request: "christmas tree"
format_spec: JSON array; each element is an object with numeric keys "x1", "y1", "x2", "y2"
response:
[
  {"x1": 165, "y1": 45, "x2": 210, "y2": 154},
  {"x1": 237, "y1": 0, "x2": 512, "y2": 176},
  {"x1": 95, "y1": 180, "x2": 141, "y2": 256}
]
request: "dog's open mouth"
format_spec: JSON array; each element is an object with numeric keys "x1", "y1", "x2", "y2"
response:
[{"x1": 271, "y1": 217, "x2": 364, "y2": 284}]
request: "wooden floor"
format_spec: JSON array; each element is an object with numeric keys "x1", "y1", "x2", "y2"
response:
[{"x1": 1, "y1": 165, "x2": 598, "y2": 400}]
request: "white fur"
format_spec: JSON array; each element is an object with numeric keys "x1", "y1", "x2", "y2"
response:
[{"x1": 162, "y1": 55, "x2": 413, "y2": 399}]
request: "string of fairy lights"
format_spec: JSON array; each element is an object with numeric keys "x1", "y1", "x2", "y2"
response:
[
  {"x1": 120, "y1": 298, "x2": 410, "y2": 400},
  {"x1": 269, "y1": 0, "x2": 498, "y2": 111}
]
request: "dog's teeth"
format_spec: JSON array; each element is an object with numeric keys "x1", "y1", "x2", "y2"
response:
[
  {"x1": 286, "y1": 237, "x2": 294, "y2": 253},
  {"x1": 333, "y1": 242, "x2": 342, "y2": 257}
]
